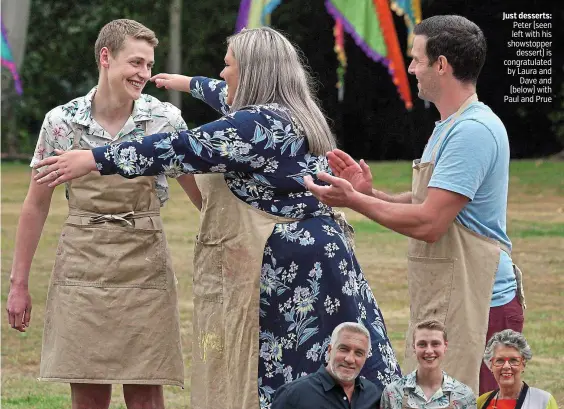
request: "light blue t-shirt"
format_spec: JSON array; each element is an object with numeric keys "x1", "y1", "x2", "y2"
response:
[{"x1": 421, "y1": 101, "x2": 516, "y2": 307}]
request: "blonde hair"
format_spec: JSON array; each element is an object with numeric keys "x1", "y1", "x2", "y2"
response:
[
  {"x1": 94, "y1": 19, "x2": 158, "y2": 67},
  {"x1": 413, "y1": 319, "x2": 447, "y2": 343},
  {"x1": 226, "y1": 27, "x2": 336, "y2": 156}
]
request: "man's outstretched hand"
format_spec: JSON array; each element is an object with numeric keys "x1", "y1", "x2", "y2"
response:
[
  {"x1": 327, "y1": 149, "x2": 373, "y2": 196},
  {"x1": 303, "y1": 172, "x2": 359, "y2": 208}
]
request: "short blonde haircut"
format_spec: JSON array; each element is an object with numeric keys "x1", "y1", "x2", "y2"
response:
[
  {"x1": 94, "y1": 19, "x2": 158, "y2": 66},
  {"x1": 413, "y1": 319, "x2": 447, "y2": 343}
]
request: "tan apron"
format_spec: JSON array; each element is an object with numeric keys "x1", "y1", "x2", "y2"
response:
[
  {"x1": 402, "y1": 387, "x2": 454, "y2": 409},
  {"x1": 403, "y1": 95, "x2": 524, "y2": 394},
  {"x1": 191, "y1": 173, "x2": 298, "y2": 409},
  {"x1": 39, "y1": 130, "x2": 184, "y2": 386}
]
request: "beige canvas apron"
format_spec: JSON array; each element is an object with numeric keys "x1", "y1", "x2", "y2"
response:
[
  {"x1": 191, "y1": 173, "x2": 300, "y2": 409},
  {"x1": 39, "y1": 130, "x2": 184, "y2": 386},
  {"x1": 403, "y1": 94, "x2": 524, "y2": 394},
  {"x1": 402, "y1": 387, "x2": 455, "y2": 409}
]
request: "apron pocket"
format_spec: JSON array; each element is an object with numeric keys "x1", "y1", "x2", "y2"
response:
[
  {"x1": 54, "y1": 223, "x2": 167, "y2": 289},
  {"x1": 407, "y1": 256, "x2": 454, "y2": 322},
  {"x1": 192, "y1": 240, "x2": 225, "y2": 390},
  {"x1": 193, "y1": 240, "x2": 223, "y2": 301}
]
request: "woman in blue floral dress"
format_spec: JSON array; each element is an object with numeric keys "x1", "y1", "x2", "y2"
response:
[{"x1": 35, "y1": 27, "x2": 401, "y2": 408}]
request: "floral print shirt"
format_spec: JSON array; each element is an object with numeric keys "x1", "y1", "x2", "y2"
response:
[
  {"x1": 31, "y1": 87, "x2": 188, "y2": 205},
  {"x1": 92, "y1": 76, "x2": 402, "y2": 408},
  {"x1": 381, "y1": 370, "x2": 476, "y2": 409}
]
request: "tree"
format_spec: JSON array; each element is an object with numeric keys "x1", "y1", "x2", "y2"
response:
[{"x1": 168, "y1": 0, "x2": 182, "y2": 108}]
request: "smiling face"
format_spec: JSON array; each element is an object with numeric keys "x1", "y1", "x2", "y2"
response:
[
  {"x1": 413, "y1": 328, "x2": 447, "y2": 370},
  {"x1": 327, "y1": 330, "x2": 369, "y2": 383},
  {"x1": 490, "y1": 345, "x2": 524, "y2": 391},
  {"x1": 220, "y1": 47, "x2": 239, "y2": 105},
  {"x1": 408, "y1": 35, "x2": 441, "y2": 102},
  {"x1": 100, "y1": 36, "x2": 154, "y2": 101}
]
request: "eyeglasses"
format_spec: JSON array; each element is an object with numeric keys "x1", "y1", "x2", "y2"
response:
[{"x1": 490, "y1": 357, "x2": 523, "y2": 367}]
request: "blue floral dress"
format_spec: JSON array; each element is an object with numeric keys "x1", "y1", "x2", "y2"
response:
[{"x1": 93, "y1": 77, "x2": 401, "y2": 406}]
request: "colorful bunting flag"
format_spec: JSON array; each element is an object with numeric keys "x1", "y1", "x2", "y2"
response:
[
  {"x1": 235, "y1": 0, "x2": 283, "y2": 32},
  {"x1": 1, "y1": 19, "x2": 23, "y2": 94},
  {"x1": 234, "y1": 0, "x2": 414, "y2": 109},
  {"x1": 326, "y1": 0, "x2": 413, "y2": 109},
  {"x1": 333, "y1": 19, "x2": 347, "y2": 102},
  {"x1": 390, "y1": 0, "x2": 422, "y2": 54}
]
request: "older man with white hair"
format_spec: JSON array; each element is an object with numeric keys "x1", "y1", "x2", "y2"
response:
[{"x1": 272, "y1": 322, "x2": 383, "y2": 409}]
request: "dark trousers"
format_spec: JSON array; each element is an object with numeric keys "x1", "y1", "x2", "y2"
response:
[{"x1": 479, "y1": 295, "x2": 525, "y2": 395}]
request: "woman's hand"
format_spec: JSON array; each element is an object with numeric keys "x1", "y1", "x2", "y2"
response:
[
  {"x1": 34, "y1": 149, "x2": 97, "y2": 187},
  {"x1": 150, "y1": 73, "x2": 192, "y2": 93}
]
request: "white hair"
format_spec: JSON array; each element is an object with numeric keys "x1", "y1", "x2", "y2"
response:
[
  {"x1": 483, "y1": 329, "x2": 532, "y2": 369},
  {"x1": 330, "y1": 322, "x2": 371, "y2": 346},
  {"x1": 227, "y1": 27, "x2": 336, "y2": 156}
]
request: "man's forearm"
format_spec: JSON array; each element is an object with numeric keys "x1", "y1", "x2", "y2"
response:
[
  {"x1": 10, "y1": 201, "x2": 50, "y2": 287},
  {"x1": 371, "y1": 189, "x2": 412, "y2": 204},
  {"x1": 349, "y1": 192, "x2": 435, "y2": 242}
]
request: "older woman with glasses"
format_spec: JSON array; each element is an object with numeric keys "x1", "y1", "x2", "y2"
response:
[{"x1": 479, "y1": 330, "x2": 558, "y2": 409}]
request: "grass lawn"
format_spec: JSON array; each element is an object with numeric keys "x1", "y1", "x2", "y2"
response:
[{"x1": 2, "y1": 160, "x2": 563, "y2": 408}]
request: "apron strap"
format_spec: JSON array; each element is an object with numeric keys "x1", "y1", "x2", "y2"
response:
[
  {"x1": 401, "y1": 388, "x2": 411, "y2": 409},
  {"x1": 72, "y1": 121, "x2": 83, "y2": 149},
  {"x1": 331, "y1": 211, "x2": 356, "y2": 251},
  {"x1": 513, "y1": 264, "x2": 527, "y2": 309},
  {"x1": 446, "y1": 391, "x2": 455, "y2": 409},
  {"x1": 499, "y1": 243, "x2": 511, "y2": 255},
  {"x1": 430, "y1": 93, "x2": 478, "y2": 162},
  {"x1": 496, "y1": 242, "x2": 527, "y2": 309}
]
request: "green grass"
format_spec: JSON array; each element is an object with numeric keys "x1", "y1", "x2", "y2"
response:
[
  {"x1": 2, "y1": 395, "x2": 71, "y2": 409},
  {"x1": 508, "y1": 160, "x2": 564, "y2": 195},
  {"x1": 2, "y1": 160, "x2": 564, "y2": 407},
  {"x1": 365, "y1": 161, "x2": 413, "y2": 193},
  {"x1": 350, "y1": 220, "x2": 393, "y2": 234},
  {"x1": 352, "y1": 219, "x2": 564, "y2": 238},
  {"x1": 509, "y1": 221, "x2": 564, "y2": 238}
]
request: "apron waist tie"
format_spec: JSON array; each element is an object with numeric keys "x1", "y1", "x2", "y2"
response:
[
  {"x1": 89, "y1": 212, "x2": 135, "y2": 226},
  {"x1": 68, "y1": 209, "x2": 161, "y2": 227},
  {"x1": 331, "y1": 211, "x2": 356, "y2": 251}
]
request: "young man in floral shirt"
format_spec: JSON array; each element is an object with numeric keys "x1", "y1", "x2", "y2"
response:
[
  {"x1": 380, "y1": 320, "x2": 475, "y2": 409},
  {"x1": 6, "y1": 19, "x2": 199, "y2": 409}
]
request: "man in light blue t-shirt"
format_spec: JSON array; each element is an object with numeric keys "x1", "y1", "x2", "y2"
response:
[{"x1": 305, "y1": 15, "x2": 524, "y2": 395}]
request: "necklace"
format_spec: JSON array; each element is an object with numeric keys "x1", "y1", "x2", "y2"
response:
[{"x1": 492, "y1": 383, "x2": 523, "y2": 409}]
